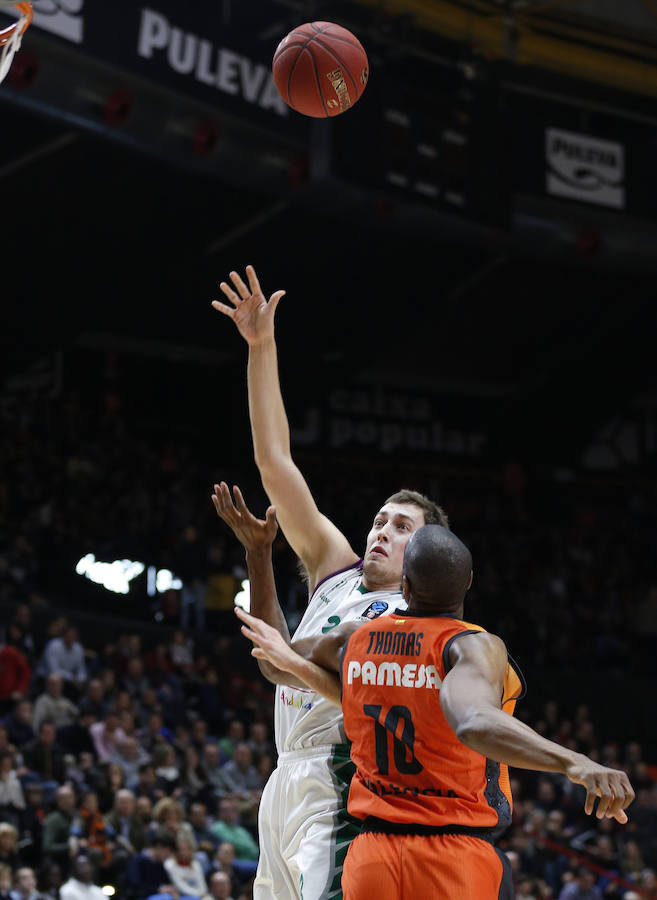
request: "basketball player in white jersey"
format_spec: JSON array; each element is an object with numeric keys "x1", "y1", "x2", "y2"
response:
[{"x1": 212, "y1": 266, "x2": 448, "y2": 899}]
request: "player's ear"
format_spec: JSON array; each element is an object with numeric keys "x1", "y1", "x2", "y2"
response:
[
  {"x1": 401, "y1": 574, "x2": 411, "y2": 602},
  {"x1": 467, "y1": 570, "x2": 473, "y2": 591}
]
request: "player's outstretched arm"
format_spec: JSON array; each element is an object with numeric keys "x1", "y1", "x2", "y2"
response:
[
  {"x1": 214, "y1": 484, "x2": 357, "y2": 693},
  {"x1": 212, "y1": 481, "x2": 295, "y2": 686},
  {"x1": 235, "y1": 607, "x2": 359, "y2": 706},
  {"x1": 212, "y1": 265, "x2": 358, "y2": 593},
  {"x1": 440, "y1": 632, "x2": 635, "y2": 824},
  {"x1": 212, "y1": 482, "x2": 289, "y2": 642}
]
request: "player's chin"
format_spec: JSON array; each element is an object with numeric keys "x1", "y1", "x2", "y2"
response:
[{"x1": 362, "y1": 557, "x2": 393, "y2": 579}]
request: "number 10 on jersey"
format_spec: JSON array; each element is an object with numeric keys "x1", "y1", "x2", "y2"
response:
[{"x1": 363, "y1": 704, "x2": 423, "y2": 775}]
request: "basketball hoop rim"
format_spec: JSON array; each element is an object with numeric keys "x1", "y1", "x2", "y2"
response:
[{"x1": 0, "y1": 2, "x2": 33, "y2": 47}]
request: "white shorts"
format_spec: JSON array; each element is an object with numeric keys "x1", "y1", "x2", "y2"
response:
[{"x1": 254, "y1": 745, "x2": 360, "y2": 900}]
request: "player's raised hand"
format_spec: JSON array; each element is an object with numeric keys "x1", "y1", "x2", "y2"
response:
[
  {"x1": 212, "y1": 265, "x2": 285, "y2": 346},
  {"x1": 235, "y1": 606, "x2": 298, "y2": 671},
  {"x1": 211, "y1": 482, "x2": 278, "y2": 551},
  {"x1": 565, "y1": 755, "x2": 635, "y2": 823}
]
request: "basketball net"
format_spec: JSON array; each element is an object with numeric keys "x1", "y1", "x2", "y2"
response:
[{"x1": 0, "y1": 1, "x2": 33, "y2": 84}]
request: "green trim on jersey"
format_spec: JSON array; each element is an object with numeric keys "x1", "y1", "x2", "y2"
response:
[
  {"x1": 356, "y1": 583, "x2": 371, "y2": 594},
  {"x1": 325, "y1": 744, "x2": 361, "y2": 899}
]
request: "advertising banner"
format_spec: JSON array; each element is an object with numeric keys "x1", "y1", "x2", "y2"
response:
[
  {"x1": 507, "y1": 87, "x2": 657, "y2": 221},
  {"x1": 290, "y1": 385, "x2": 488, "y2": 459},
  {"x1": 17, "y1": 0, "x2": 309, "y2": 135},
  {"x1": 546, "y1": 128, "x2": 625, "y2": 209}
]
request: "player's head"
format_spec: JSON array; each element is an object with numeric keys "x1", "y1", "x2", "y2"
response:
[
  {"x1": 401, "y1": 524, "x2": 472, "y2": 613},
  {"x1": 362, "y1": 490, "x2": 448, "y2": 590},
  {"x1": 384, "y1": 490, "x2": 449, "y2": 528}
]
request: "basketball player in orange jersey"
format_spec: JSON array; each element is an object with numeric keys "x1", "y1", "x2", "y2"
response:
[
  {"x1": 212, "y1": 266, "x2": 448, "y2": 899},
  {"x1": 233, "y1": 521, "x2": 635, "y2": 900}
]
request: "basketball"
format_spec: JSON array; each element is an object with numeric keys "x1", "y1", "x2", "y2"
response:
[{"x1": 272, "y1": 21, "x2": 369, "y2": 118}]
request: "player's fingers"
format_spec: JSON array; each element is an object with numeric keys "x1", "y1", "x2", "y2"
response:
[
  {"x1": 606, "y1": 776, "x2": 630, "y2": 819},
  {"x1": 219, "y1": 481, "x2": 239, "y2": 512},
  {"x1": 214, "y1": 484, "x2": 238, "y2": 525},
  {"x1": 211, "y1": 300, "x2": 236, "y2": 318},
  {"x1": 235, "y1": 606, "x2": 254, "y2": 623},
  {"x1": 252, "y1": 647, "x2": 266, "y2": 659},
  {"x1": 616, "y1": 774, "x2": 635, "y2": 815},
  {"x1": 230, "y1": 270, "x2": 251, "y2": 300},
  {"x1": 613, "y1": 809, "x2": 629, "y2": 825},
  {"x1": 232, "y1": 485, "x2": 250, "y2": 516},
  {"x1": 595, "y1": 781, "x2": 614, "y2": 819},
  {"x1": 622, "y1": 774, "x2": 636, "y2": 804},
  {"x1": 212, "y1": 487, "x2": 229, "y2": 517},
  {"x1": 239, "y1": 623, "x2": 260, "y2": 643},
  {"x1": 246, "y1": 265, "x2": 262, "y2": 296},
  {"x1": 235, "y1": 609, "x2": 267, "y2": 636},
  {"x1": 268, "y1": 290, "x2": 286, "y2": 313},
  {"x1": 218, "y1": 281, "x2": 241, "y2": 305},
  {"x1": 584, "y1": 783, "x2": 596, "y2": 816},
  {"x1": 213, "y1": 482, "x2": 226, "y2": 509},
  {"x1": 265, "y1": 505, "x2": 277, "y2": 528}
]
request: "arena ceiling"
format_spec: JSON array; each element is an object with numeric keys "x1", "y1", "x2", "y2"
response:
[{"x1": 1, "y1": 0, "x2": 656, "y2": 466}]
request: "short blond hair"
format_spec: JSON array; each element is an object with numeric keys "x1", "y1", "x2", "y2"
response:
[
  {"x1": 153, "y1": 797, "x2": 184, "y2": 824},
  {"x1": 0, "y1": 823, "x2": 18, "y2": 844}
]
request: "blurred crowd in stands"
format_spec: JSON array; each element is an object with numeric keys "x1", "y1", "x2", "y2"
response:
[
  {"x1": 0, "y1": 601, "x2": 655, "y2": 900},
  {"x1": 1, "y1": 369, "x2": 656, "y2": 899}
]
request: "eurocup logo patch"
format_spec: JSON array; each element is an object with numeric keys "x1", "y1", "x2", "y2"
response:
[
  {"x1": 31, "y1": 0, "x2": 84, "y2": 44},
  {"x1": 361, "y1": 600, "x2": 389, "y2": 620}
]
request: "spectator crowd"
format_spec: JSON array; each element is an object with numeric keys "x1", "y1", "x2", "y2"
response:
[
  {"x1": 0, "y1": 601, "x2": 655, "y2": 900},
  {"x1": 0, "y1": 368, "x2": 656, "y2": 900}
]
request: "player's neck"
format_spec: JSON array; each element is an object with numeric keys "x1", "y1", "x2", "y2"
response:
[
  {"x1": 361, "y1": 574, "x2": 400, "y2": 593},
  {"x1": 408, "y1": 600, "x2": 464, "y2": 618}
]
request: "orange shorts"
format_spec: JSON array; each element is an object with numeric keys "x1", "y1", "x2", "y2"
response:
[{"x1": 342, "y1": 832, "x2": 513, "y2": 900}]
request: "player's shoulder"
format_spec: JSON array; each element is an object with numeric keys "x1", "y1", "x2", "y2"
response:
[
  {"x1": 309, "y1": 558, "x2": 364, "y2": 603},
  {"x1": 446, "y1": 629, "x2": 508, "y2": 668}
]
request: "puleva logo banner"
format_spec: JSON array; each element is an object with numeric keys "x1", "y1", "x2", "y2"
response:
[
  {"x1": 546, "y1": 128, "x2": 625, "y2": 209},
  {"x1": 31, "y1": 0, "x2": 84, "y2": 44}
]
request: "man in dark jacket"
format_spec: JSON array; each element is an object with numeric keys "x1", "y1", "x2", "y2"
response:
[
  {"x1": 22, "y1": 722, "x2": 66, "y2": 786},
  {"x1": 42, "y1": 785, "x2": 76, "y2": 872},
  {"x1": 105, "y1": 789, "x2": 146, "y2": 872},
  {"x1": 2, "y1": 700, "x2": 34, "y2": 747},
  {"x1": 123, "y1": 830, "x2": 176, "y2": 900}
]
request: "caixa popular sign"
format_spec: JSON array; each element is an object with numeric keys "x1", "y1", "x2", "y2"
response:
[
  {"x1": 291, "y1": 387, "x2": 487, "y2": 458},
  {"x1": 21, "y1": 0, "x2": 305, "y2": 132}
]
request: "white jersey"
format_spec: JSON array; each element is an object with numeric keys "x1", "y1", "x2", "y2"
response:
[{"x1": 274, "y1": 560, "x2": 406, "y2": 755}]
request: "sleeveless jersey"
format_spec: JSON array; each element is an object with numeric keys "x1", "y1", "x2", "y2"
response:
[
  {"x1": 340, "y1": 611, "x2": 526, "y2": 838},
  {"x1": 274, "y1": 561, "x2": 406, "y2": 755}
]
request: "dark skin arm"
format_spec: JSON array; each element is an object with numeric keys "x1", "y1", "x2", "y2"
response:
[
  {"x1": 212, "y1": 481, "x2": 288, "y2": 644},
  {"x1": 440, "y1": 632, "x2": 635, "y2": 823},
  {"x1": 234, "y1": 606, "x2": 358, "y2": 706},
  {"x1": 212, "y1": 483, "x2": 358, "y2": 698},
  {"x1": 238, "y1": 608, "x2": 635, "y2": 823}
]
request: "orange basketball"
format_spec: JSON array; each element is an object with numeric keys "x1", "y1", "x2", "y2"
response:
[{"x1": 272, "y1": 22, "x2": 369, "y2": 118}]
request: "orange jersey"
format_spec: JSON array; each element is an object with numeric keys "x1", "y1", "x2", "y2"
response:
[{"x1": 340, "y1": 611, "x2": 525, "y2": 838}]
